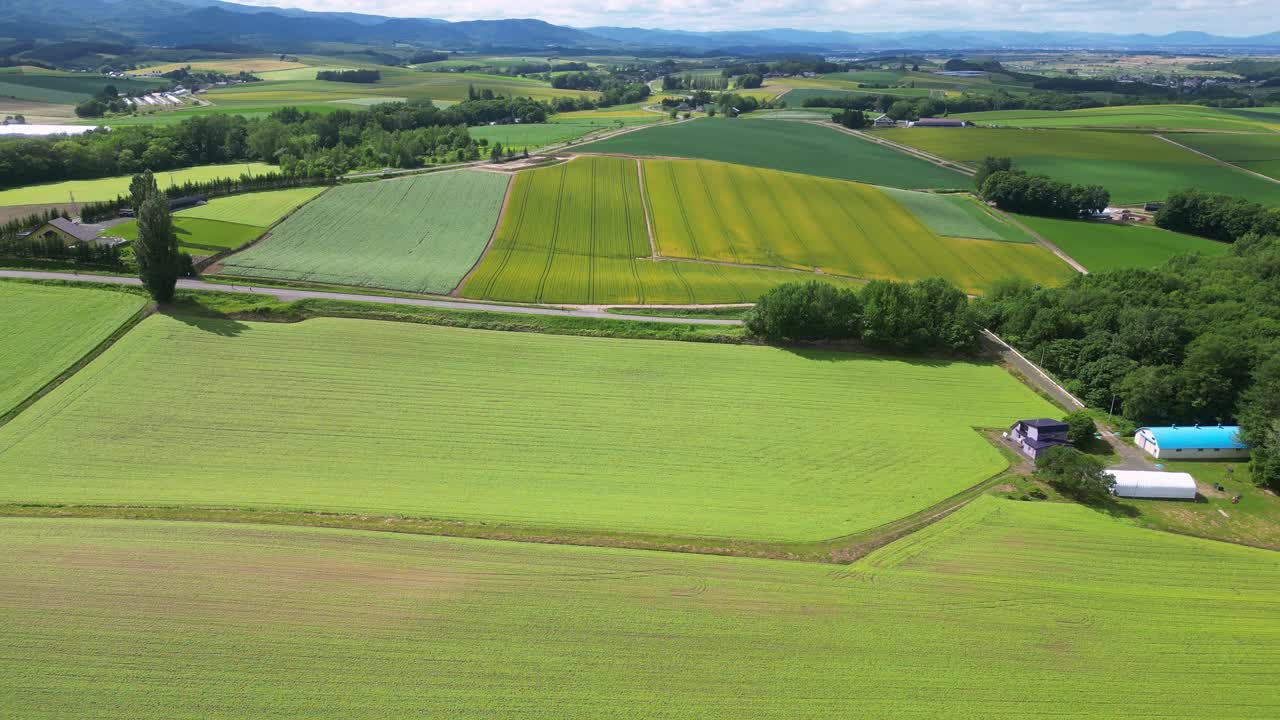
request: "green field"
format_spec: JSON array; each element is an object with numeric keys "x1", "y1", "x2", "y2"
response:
[
  {"x1": 462, "y1": 156, "x2": 870, "y2": 304},
  {"x1": 1018, "y1": 216, "x2": 1231, "y2": 271},
  {"x1": 108, "y1": 216, "x2": 266, "y2": 254},
  {"x1": 879, "y1": 187, "x2": 1035, "y2": 242},
  {"x1": 0, "y1": 315, "x2": 1059, "y2": 542},
  {"x1": 0, "y1": 163, "x2": 277, "y2": 206},
  {"x1": 0, "y1": 282, "x2": 145, "y2": 416},
  {"x1": 641, "y1": 160, "x2": 1071, "y2": 293},
  {"x1": 876, "y1": 127, "x2": 1280, "y2": 205},
  {"x1": 826, "y1": 69, "x2": 1035, "y2": 94},
  {"x1": 219, "y1": 171, "x2": 507, "y2": 294},
  {"x1": 1167, "y1": 132, "x2": 1280, "y2": 180},
  {"x1": 956, "y1": 104, "x2": 1280, "y2": 132},
  {"x1": 0, "y1": 71, "x2": 164, "y2": 104},
  {"x1": 577, "y1": 118, "x2": 972, "y2": 190},
  {"x1": 470, "y1": 122, "x2": 608, "y2": 150},
  {"x1": 3, "y1": 497, "x2": 1276, "y2": 718},
  {"x1": 174, "y1": 186, "x2": 327, "y2": 227}
]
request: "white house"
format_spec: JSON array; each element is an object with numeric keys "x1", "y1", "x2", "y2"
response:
[
  {"x1": 1134, "y1": 425, "x2": 1248, "y2": 460},
  {"x1": 1107, "y1": 470, "x2": 1198, "y2": 500}
]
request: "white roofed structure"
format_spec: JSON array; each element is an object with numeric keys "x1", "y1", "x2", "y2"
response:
[{"x1": 1107, "y1": 470, "x2": 1198, "y2": 500}]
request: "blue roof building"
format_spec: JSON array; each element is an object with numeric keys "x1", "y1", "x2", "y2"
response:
[{"x1": 1135, "y1": 425, "x2": 1248, "y2": 460}]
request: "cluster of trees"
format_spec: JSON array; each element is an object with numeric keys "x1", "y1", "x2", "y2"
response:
[
  {"x1": 661, "y1": 74, "x2": 729, "y2": 91},
  {"x1": 549, "y1": 74, "x2": 650, "y2": 106},
  {"x1": 974, "y1": 234, "x2": 1280, "y2": 489},
  {"x1": 316, "y1": 69, "x2": 381, "y2": 83},
  {"x1": 160, "y1": 66, "x2": 260, "y2": 90},
  {"x1": 832, "y1": 109, "x2": 868, "y2": 129},
  {"x1": 1034, "y1": 446, "x2": 1115, "y2": 505},
  {"x1": 1155, "y1": 189, "x2": 1280, "y2": 242},
  {"x1": 745, "y1": 278, "x2": 980, "y2": 353},
  {"x1": 406, "y1": 51, "x2": 450, "y2": 64},
  {"x1": 74, "y1": 84, "x2": 132, "y2": 118},
  {"x1": 720, "y1": 58, "x2": 841, "y2": 78},
  {"x1": 0, "y1": 96, "x2": 567, "y2": 190},
  {"x1": 800, "y1": 89, "x2": 1195, "y2": 119},
  {"x1": 978, "y1": 158, "x2": 1109, "y2": 218}
]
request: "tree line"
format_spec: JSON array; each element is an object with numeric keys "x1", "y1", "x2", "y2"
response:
[
  {"x1": 0, "y1": 96, "x2": 569, "y2": 191},
  {"x1": 975, "y1": 234, "x2": 1280, "y2": 490},
  {"x1": 1155, "y1": 188, "x2": 1280, "y2": 242},
  {"x1": 78, "y1": 172, "x2": 336, "y2": 223},
  {"x1": 745, "y1": 278, "x2": 981, "y2": 353},
  {"x1": 315, "y1": 69, "x2": 381, "y2": 83},
  {"x1": 976, "y1": 157, "x2": 1110, "y2": 219}
]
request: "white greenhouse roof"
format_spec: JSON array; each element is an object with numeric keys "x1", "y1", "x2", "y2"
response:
[{"x1": 1107, "y1": 470, "x2": 1197, "y2": 499}]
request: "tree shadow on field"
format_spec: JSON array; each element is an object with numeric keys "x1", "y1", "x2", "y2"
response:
[
  {"x1": 778, "y1": 345, "x2": 958, "y2": 369},
  {"x1": 164, "y1": 311, "x2": 251, "y2": 337}
]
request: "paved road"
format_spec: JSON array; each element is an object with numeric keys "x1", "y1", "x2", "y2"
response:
[
  {"x1": 981, "y1": 329, "x2": 1084, "y2": 411},
  {"x1": 0, "y1": 270, "x2": 744, "y2": 326}
]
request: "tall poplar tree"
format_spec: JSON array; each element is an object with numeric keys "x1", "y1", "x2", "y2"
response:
[{"x1": 130, "y1": 171, "x2": 181, "y2": 302}]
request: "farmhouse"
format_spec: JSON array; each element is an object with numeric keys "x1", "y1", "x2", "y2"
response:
[
  {"x1": 1135, "y1": 425, "x2": 1248, "y2": 460},
  {"x1": 1106, "y1": 470, "x2": 1198, "y2": 500},
  {"x1": 1007, "y1": 418, "x2": 1071, "y2": 459},
  {"x1": 910, "y1": 118, "x2": 968, "y2": 128},
  {"x1": 23, "y1": 218, "x2": 114, "y2": 247},
  {"x1": 872, "y1": 113, "x2": 897, "y2": 128}
]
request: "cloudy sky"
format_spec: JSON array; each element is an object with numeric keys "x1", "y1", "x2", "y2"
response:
[{"x1": 231, "y1": 0, "x2": 1274, "y2": 35}]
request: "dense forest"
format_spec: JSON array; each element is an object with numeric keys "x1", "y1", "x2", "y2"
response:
[
  {"x1": 0, "y1": 97, "x2": 556, "y2": 188},
  {"x1": 315, "y1": 69, "x2": 381, "y2": 83},
  {"x1": 975, "y1": 233, "x2": 1280, "y2": 489}
]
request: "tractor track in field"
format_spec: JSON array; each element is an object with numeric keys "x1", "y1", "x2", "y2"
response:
[
  {"x1": 819, "y1": 123, "x2": 978, "y2": 177},
  {"x1": 1155, "y1": 134, "x2": 1280, "y2": 186}
]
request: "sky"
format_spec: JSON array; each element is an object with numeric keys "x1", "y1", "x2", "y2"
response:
[{"x1": 230, "y1": 0, "x2": 1276, "y2": 36}]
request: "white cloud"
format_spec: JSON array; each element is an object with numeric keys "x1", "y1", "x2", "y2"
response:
[{"x1": 229, "y1": 0, "x2": 1278, "y2": 35}]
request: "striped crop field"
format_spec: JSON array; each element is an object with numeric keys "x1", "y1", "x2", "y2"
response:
[
  {"x1": 1017, "y1": 216, "x2": 1231, "y2": 272},
  {"x1": 0, "y1": 163, "x2": 277, "y2": 206},
  {"x1": 879, "y1": 187, "x2": 1036, "y2": 242},
  {"x1": 875, "y1": 127, "x2": 1280, "y2": 206},
  {"x1": 462, "y1": 156, "x2": 865, "y2": 304},
  {"x1": 576, "y1": 118, "x2": 972, "y2": 190},
  {"x1": 0, "y1": 282, "x2": 145, "y2": 416},
  {"x1": 218, "y1": 171, "x2": 508, "y2": 294},
  {"x1": 0, "y1": 315, "x2": 1059, "y2": 542},
  {"x1": 1167, "y1": 132, "x2": 1280, "y2": 181},
  {"x1": 955, "y1": 104, "x2": 1280, "y2": 132},
  {"x1": 642, "y1": 160, "x2": 1073, "y2": 293},
  {"x1": 2, "y1": 498, "x2": 1276, "y2": 718}
]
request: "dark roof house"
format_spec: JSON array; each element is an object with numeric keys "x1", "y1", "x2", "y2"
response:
[
  {"x1": 1008, "y1": 418, "x2": 1071, "y2": 460},
  {"x1": 26, "y1": 218, "x2": 103, "y2": 245}
]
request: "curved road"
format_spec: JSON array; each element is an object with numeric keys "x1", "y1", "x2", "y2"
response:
[{"x1": 0, "y1": 270, "x2": 743, "y2": 326}]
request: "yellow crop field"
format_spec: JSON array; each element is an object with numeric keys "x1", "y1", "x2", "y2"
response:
[{"x1": 642, "y1": 160, "x2": 1075, "y2": 293}]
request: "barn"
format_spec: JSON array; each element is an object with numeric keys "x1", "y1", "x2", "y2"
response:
[
  {"x1": 1107, "y1": 470, "x2": 1198, "y2": 500},
  {"x1": 1134, "y1": 425, "x2": 1248, "y2": 460},
  {"x1": 910, "y1": 118, "x2": 968, "y2": 128}
]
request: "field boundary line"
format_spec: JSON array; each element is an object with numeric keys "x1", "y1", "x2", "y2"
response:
[
  {"x1": 451, "y1": 172, "x2": 514, "y2": 297},
  {"x1": 201, "y1": 186, "x2": 332, "y2": 273},
  {"x1": 819, "y1": 123, "x2": 978, "y2": 177},
  {"x1": 989, "y1": 209, "x2": 1090, "y2": 274},
  {"x1": 635, "y1": 159, "x2": 659, "y2": 257},
  {"x1": 0, "y1": 302, "x2": 153, "y2": 429},
  {"x1": 982, "y1": 328, "x2": 1086, "y2": 411},
  {"x1": 1154, "y1": 133, "x2": 1280, "y2": 186}
]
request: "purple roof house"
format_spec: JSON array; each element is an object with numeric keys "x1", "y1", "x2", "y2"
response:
[{"x1": 1008, "y1": 419, "x2": 1071, "y2": 460}]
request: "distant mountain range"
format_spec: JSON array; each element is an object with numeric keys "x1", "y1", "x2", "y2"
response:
[{"x1": 3, "y1": 0, "x2": 1279, "y2": 54}]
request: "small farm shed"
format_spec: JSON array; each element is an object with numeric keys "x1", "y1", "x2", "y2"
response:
[
  {"x1": 872, "y1": 113, "x2": 896, "y2": 128},
  {"x1": 1107, "y1": 470, "x2": 1198, "y2": 500},
  {"x1": 910, "y1": 118, "x2": 968, "y2": 128},
  {"x1": 1007, "y1": 418, "x2": 1071, "y2": 460},
  {"x1": 24, "y1": 218, "x2": 104, "y2": 246},
  {"x1": 1135, "y1": 425, "x2": 1248, "y2": 460}
]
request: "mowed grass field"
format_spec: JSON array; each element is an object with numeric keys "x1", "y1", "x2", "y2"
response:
[
  {"x1": 876, "y1": 127, "x2": 1280, "y2": 206},
  {"x1": 0, "y1": 315, "x2": 1059, "y2": 542},
  {"x1": 956, "y1": 104, "x2": 1280, "y2": 132},
  {"x1": 642, "y1": 160, "x2": 1071, "y2": 293},
  {"x1": 0, "y1": 282, "x2": 145, "y2": 416},
  {"x1": 0, "y1": 163, "x2": 276, "y2": 206},
  {"x1": 219, "y1": 171, "x2": 507, "y2": 294},
  {"x1": 577, "y1": 118, "x2": 972, "y2": 190},
  {"x1": 462, "y1": 156, "x2": 867, "y2": 304},
  {"x1": 106, "y1": 187, "x2": 325, "y2": 254},
  {"x1": 3, "y1": 498, "x2": 1276, "y2": 718},
  {"x1": 1018, "y1": 216, "x2": 1231, "y2": 271},
  {"x1": 1168, "y1": 132, "x2": 1280, "y2": 181}
]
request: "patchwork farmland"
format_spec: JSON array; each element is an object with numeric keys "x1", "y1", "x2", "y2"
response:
[
  {"x1": 107, "y1": 186, "x2": 326, "y2": 254},
  {"x1": 875, "y1": 127, "x2": 1280, "y2": 206},
  {"x1": 0, "y1": 282, "x2": 145, "y2": 416},
  {"x1": 577, "y1": 118, "x2": 972, "y2": 190},
  {"x1": 0, "y1": 314, "x2": 1059, "y2": 542},
  {"x1": 218, "y1": 171, "x2": 508, "y2": 293},
  {"x1": 1016, "y1": 216, "x2": 1231, "y2": 271},
  {"x1": 1167, "y1": 132, "x2": 1280, "y2": 181},
  {"x1": 956, "y1": 104, "x2": 1280, "y2": 132},
  {"x1": 642, "y1": 159, "x2": 1071, "y2": 292},
  {"x1": 2, "y1": 498, "x2": 1276, "y2": 718}
]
